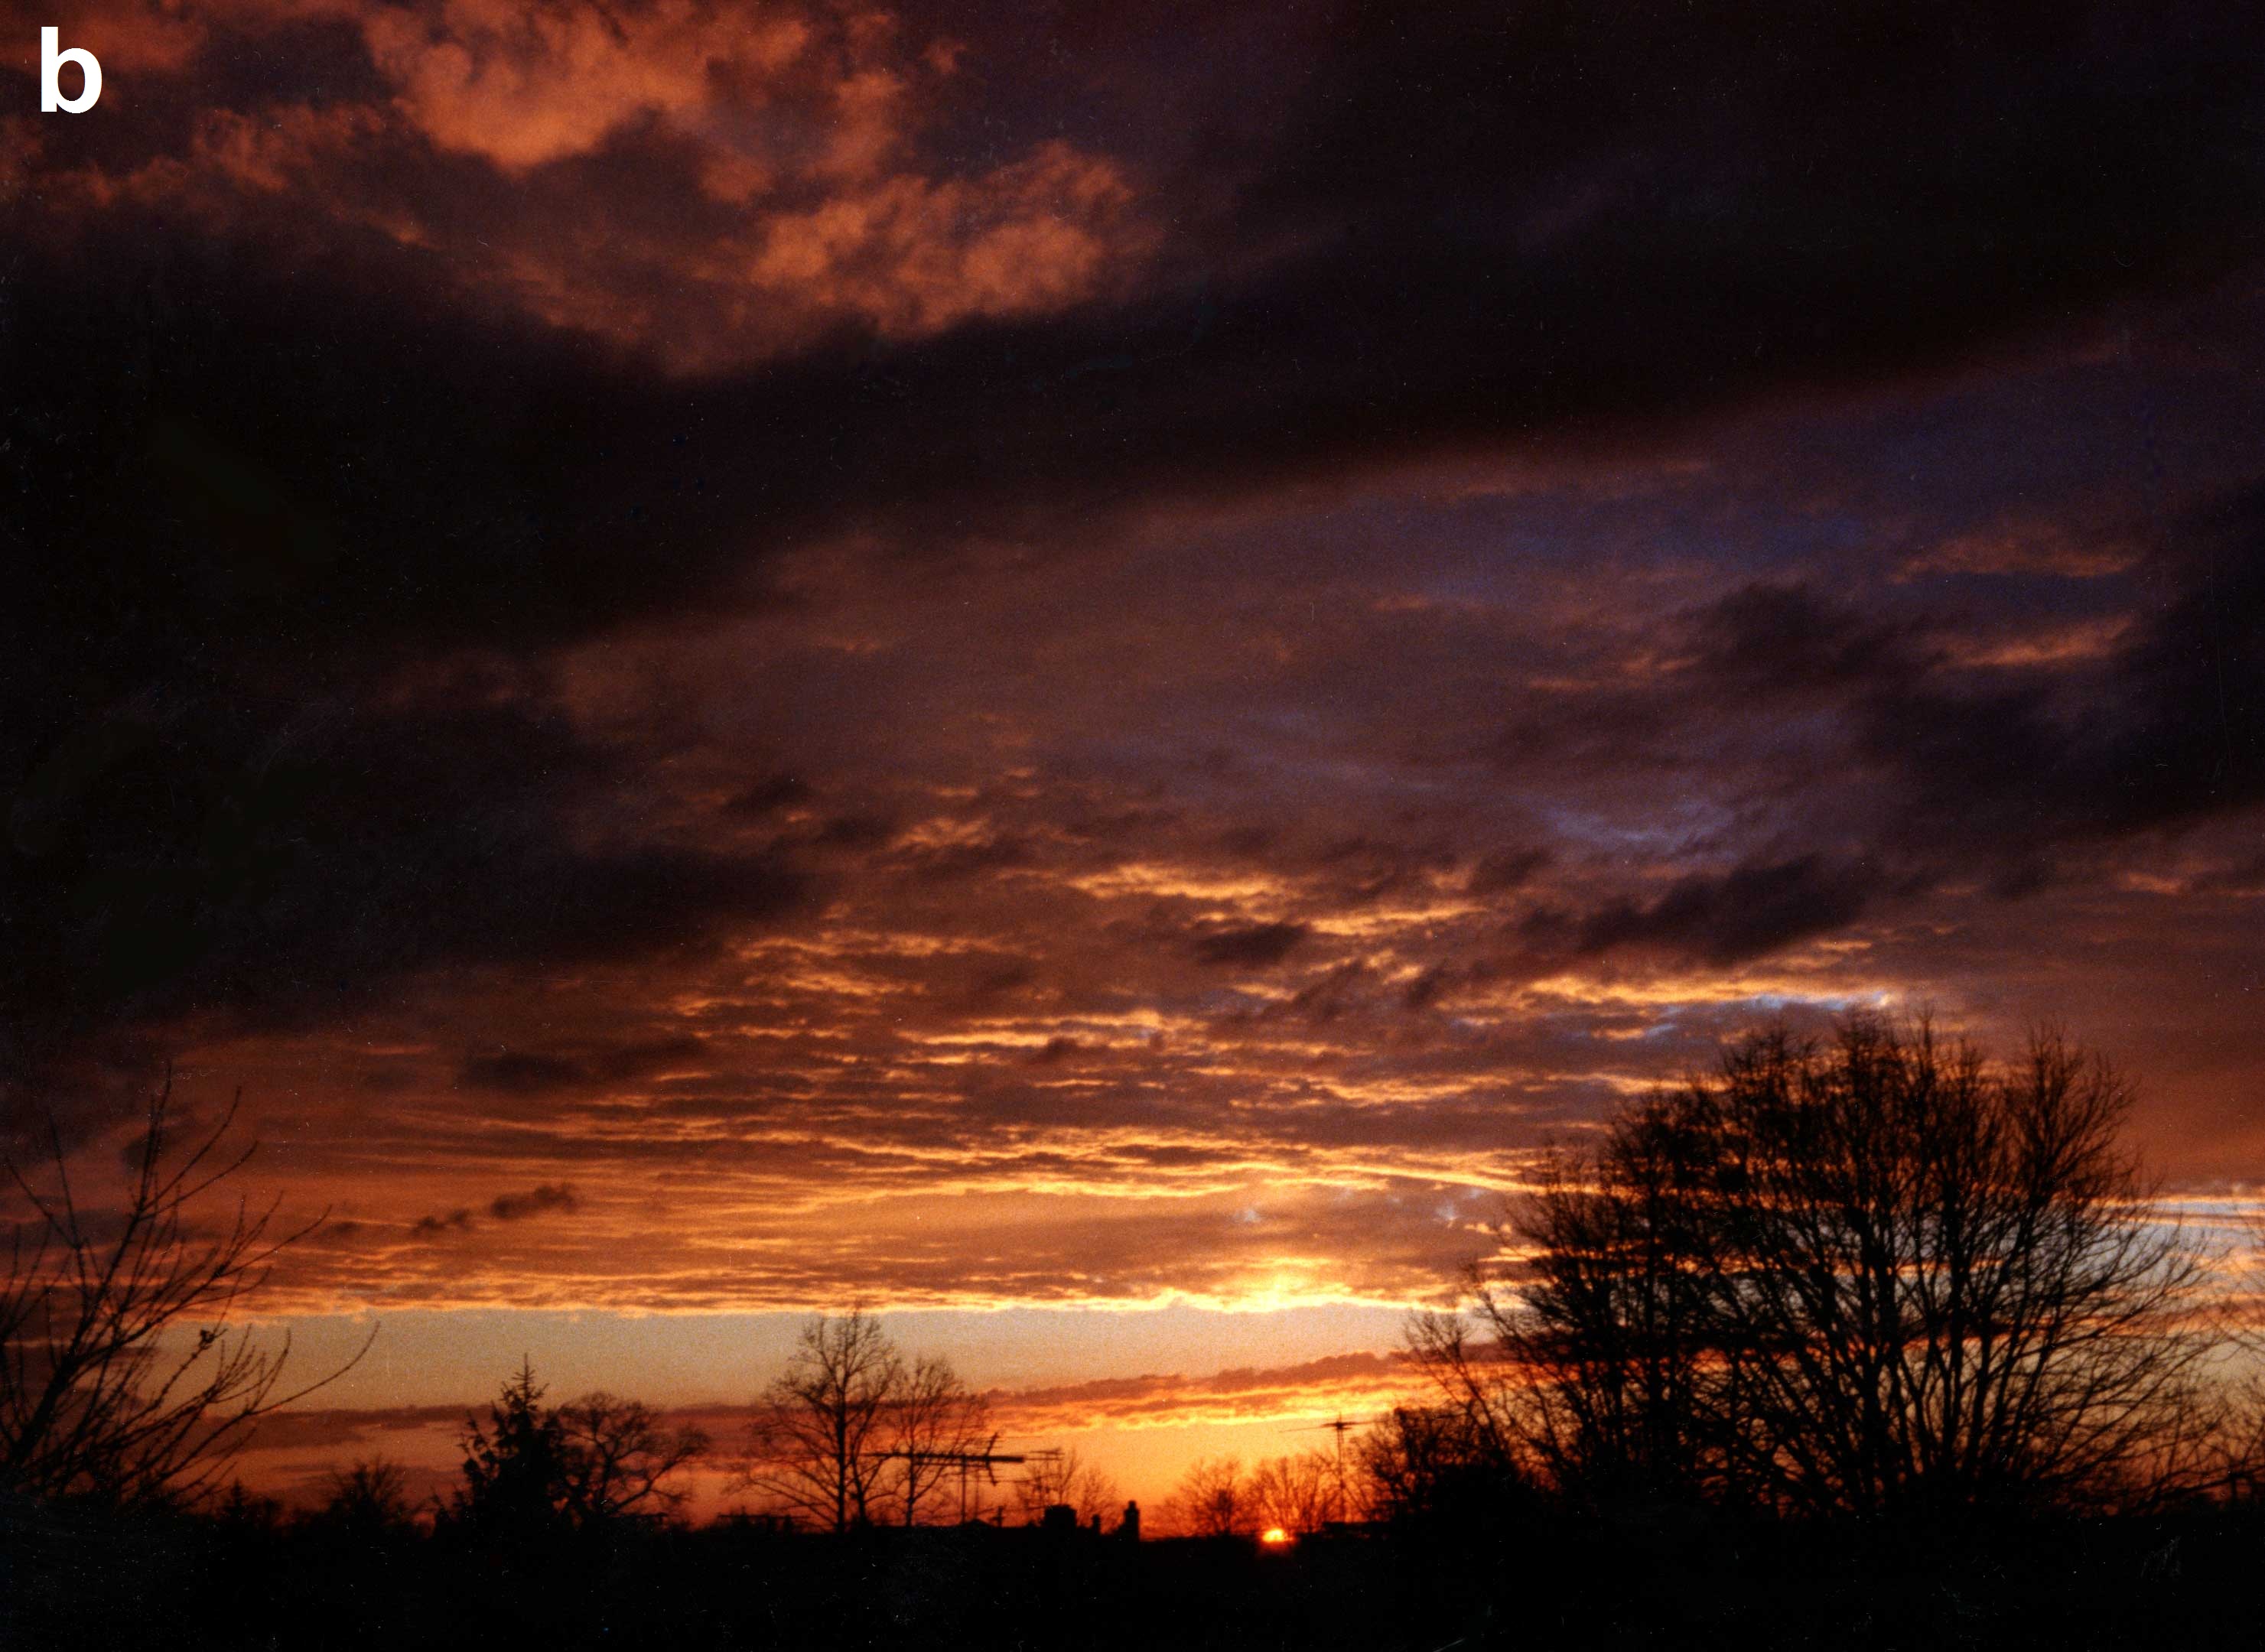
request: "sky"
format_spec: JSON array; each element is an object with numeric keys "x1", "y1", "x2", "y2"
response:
[{"x1": 3, "y1": 0, "x2": 2263, "y2": 1514}]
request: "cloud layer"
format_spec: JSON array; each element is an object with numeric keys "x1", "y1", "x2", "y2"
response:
[{"x1": 2, "y1": 1, "x2": 2261, "y2": 1337}]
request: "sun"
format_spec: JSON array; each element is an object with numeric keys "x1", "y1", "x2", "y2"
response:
[{"x1": 1259, "y1": 1527, "x2": 1292, "y2": 1546}]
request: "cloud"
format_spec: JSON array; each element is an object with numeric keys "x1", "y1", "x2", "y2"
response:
[
  {"x1": 459, "y1": 1052, "x2": 588, "y2": 1096},
  {"x1": 0, "y1": 682, "x2": 809, "y2": 1071},
  {"x1": 22, "y1": 0, "x2": 1157, "y2": 366},
  {"x1": 457, "y1": 1036, "x2": 708, "y2": 1095},
  {"x1": 744, "y1": 141, "x2": 1149, "y2": 344},
  {"x1": 1694, "y1": 583, "x2": 1908, "y2": 699},
  {"x1": 1466, "y1": 848, "x2": 1551, "y2": 897},
  {"x1": 1681, "y1": 509, "x2": 2265, "y2": 889},
  {"x1": 358, "y1": 0, "x2": 809, "y2": 174},
  {"x1": 245, "y1": 1351, "x2": 1415, "y2": 1451},
  {"x1": 1191, "y1": 922, "x2": 1308, "y2": 969},
  {"x1": 1899, "y1": 519, "x2": 2143, "y2": 582},
  {"x1": 1859, "y1": 511, "x2": 2265, "y2": 863},
  {"x1": 723, "y1": 775, "x2": 812, "y2": 817},
  {"x1": 490, "y1": 1182, "x2": 581, "y2": 1221},
  {"x1": 988, "y1": 1351, "x2": 1415, "y2": 1433},
  {"x1": 7, "y1": 0, "x2": 2265, "y2": 1327},
  {"x1": 1525, "y1": 857, "x2": 1879, "y2": 970}
]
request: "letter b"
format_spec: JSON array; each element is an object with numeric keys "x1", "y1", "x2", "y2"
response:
[{"x1": 42, "y1": 26, "x2": 103, "y2": 113}]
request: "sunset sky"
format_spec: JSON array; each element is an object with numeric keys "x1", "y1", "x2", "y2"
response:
[{"x1": 5, "y1": 1, "x2": 2263, "y2": 1513}]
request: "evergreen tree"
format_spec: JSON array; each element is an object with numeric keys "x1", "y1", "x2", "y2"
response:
[{"x1": 455, "y1": 1360, "x2": 574, "y2": 1535}]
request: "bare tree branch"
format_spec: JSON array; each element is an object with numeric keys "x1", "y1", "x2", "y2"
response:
[
  {"x1": 1411, "y1": 1016, "x2": 2238, "y2": 1520},
  {"x1": 1, "y1": 1069, "x2": 371, "y2": 1508}
]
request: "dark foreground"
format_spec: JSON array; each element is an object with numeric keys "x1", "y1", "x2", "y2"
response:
[{"x1": 5, "y1": 1498, "x2": 2263, "y2": 1651}]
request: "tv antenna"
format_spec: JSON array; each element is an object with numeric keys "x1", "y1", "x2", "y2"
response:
[
  {"x1": 874, "y1": 1434, "x2": 1038, "y2": 1524},
  {"x1": 1283, "y1": 1413, "x2": 1365, "y2": 1523}
]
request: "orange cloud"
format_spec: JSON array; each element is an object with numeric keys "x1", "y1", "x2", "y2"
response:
[
  {"x1": 25, "y1": 0, "x2": 1158, "y2": 367},
  {"x1": 746, "y1": 141, "x2": 1148, "y2": 341},
  {"x1": 360, "y1": 0, "x2": 809, "y2": 172},
  {"x1": 1899, "y1": 518, "x2": 2141, "y2": 580},
  {"x1": 987, "y1": 1351, "x2": 1418, "y2": 1434}
]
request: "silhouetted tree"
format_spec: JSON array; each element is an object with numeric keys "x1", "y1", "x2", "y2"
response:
[
  {"x1": 453, "y1": 1364, "x2": 702, "y2": 1533},
  {"x1": 1248, "y1": 1450, "x2": 1338, "y2": 1534},
  {"x1": 557, "y1": 1392, "x2": 708, "y2": 1523},
  {"x1": 2212, "y1": 1218, "x2": 2265, "y2": 1502},
  {"x1": 211, "y1": 1477, "x2": 288, "y2": 1534},
  {"x1": 1409, "y1": 1084, "x2": 1712, "y2": 1505},
  {"x1": 883, "y1": 1353, "x2": 991, "y2": 1526},
  {"x1": 455, "y1": 1360, "x2": 575, "y2": 1536},
  {"x1": 1162, "y1": 1454, "x2": 1248, "y2": 1536},
  {"x1": 1011, "y1": 1443, "x2": 1122, "y2": 1527},
  {"x1": 0, "y1": 1075, "x2": 364, "y2": 1507},
  {"x1": 1420, "y1": 1017, "x2": 2231, "y2": 1517},
  {"x1": 1397, "y1": 1312, "x2": 1544, "y2": 1501},
  {"x1": 314, "y1": 1457, "x2": 417, "y2": 1535},
  {"x1": 1353, "y1": 1403, "x2": 1528, "y2": 1527},
  {"x1": 740, "y1": 1311, "x2": 901, "y2": 1531},
  {"x1": 738, "y1": 1313, "x2": 997, "y2": 1530}
]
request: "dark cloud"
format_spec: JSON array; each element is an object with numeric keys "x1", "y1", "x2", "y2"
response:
[
  {"x1": 459, "y1": 1052, "x2": 587, "y2": 1097},
  {"x1": 1860, "y1": 511, "x2": 2265, "y2": 863},
  {"x1": 401, "y1": 1184, "x2": 580, "y2": 1236},
  {"x1": 457, "y1": 1036, "x2": 707, "y2": 1096},
  {"x1": 590, "y1": 1036, "x2": 710, "y2": 1081},
  {"x1": 1695, "y1": 583, "x2": 1907, "y2": 698},
  {"x1": 6, "y1": 0, "x2": 2263, "y2": 1076},
  {"x1": 722, "y1": 776, "x2": 813, "y2": 818},
  {"x1": 809, "y1": 814, "x2": 900, "y2": 852},
  {"x1": 240, "y1": 1406, "x2": 467, "y2": 1455},
  {"x1": 490, "y1": 1183, "x2": 580, "y2": 1222},
  {"x1": 1, "y1": 683, "x2": 806, "y2": 1075},
  {"x1": 1683, "y1": 502, "x2": 2265, "y2": 895},
  {"x1": 5, "y1": 0, "x2": 2265, "y2": 1340},
  {"x1": 1466, "y1": 848, "x2": 1551, "y2": 897},
  {"x1": 1191, "y1": 922, "x2": 1308, "y2": 969},
  {"x1": 1527, "y1": 857, "x2": 1879, "y2": 969}
]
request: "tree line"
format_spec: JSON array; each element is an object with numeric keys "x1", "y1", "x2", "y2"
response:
[{"x1": 8, "y1": 1017, "x2": 2263, "y2": 1541}]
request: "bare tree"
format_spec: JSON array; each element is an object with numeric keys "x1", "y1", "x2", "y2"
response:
[
  {"x1": 1420, "y1": 1094, "x2": 1713, "y2": 1504},
  {"x1": 738, "y1": 1315, "x2": 1004, "y2": 1529},
  {"x1": 881, "y1": 1352, "x2": 991, "y2": 1526},
  {"x1": 739, "y1": 1310, "x2": 902, "y2": 1531},
  {"x1": 1401, "y1": 1310, "x2": 1541, "y2": 1494},
  {"x1": 1161, "y1": 1454, "x2": 1248, "y2": 1536},
  {"x1": 1353, "y1": 1402, "x2": 1525, "y2": 1525},
  {"x1": 2208, "y1": 1215, "x2": 2265, "y2": 1503},
  {"x1": 0, "y1": 1075, "x2": 366, "y2": 1507},
  {"x1": 1248, "y1": 1450, "x2": 1338, "y2": 1534},
  {"x1": 1011, "y1": 1443, "x2": 1121, "y2": 1527},
  {"x1": 1422, "y1": 1017, "x2": 2231, "y2": 1518},
  {"x1": 557, "y1": 1391, "x2": 708, "y2": 1523}
]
